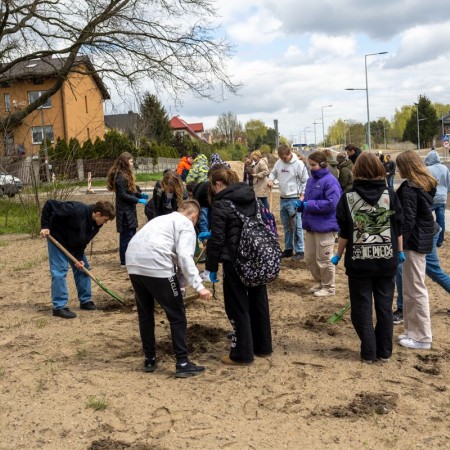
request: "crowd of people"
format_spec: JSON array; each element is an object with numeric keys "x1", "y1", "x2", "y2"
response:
[{"x1": 39, "y1": 144, "x2": 450, "y2": 375}]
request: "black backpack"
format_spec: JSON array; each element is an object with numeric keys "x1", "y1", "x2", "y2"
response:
[{"x1": 227, "y1": 199, "x2": 281, "y2": 287}]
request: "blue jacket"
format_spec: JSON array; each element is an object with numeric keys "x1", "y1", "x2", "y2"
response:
[
  {"x1": 302, "y1": 168, "x2": 342, "y2": 233},
  {"x1": 424, "y1": 150, "x2": 450, "y2": 205}
]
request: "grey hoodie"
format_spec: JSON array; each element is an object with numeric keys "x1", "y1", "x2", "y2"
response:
[{"x1": 424, "y1": 150, "x2": 450, "y2": 204}]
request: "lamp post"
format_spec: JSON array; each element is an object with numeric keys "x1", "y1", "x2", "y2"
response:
[
  {"x1": 345, "y1": 51, "x2": 388, "y2": 152},
  {"x1": 415, "y1": 103, "x2": 427, "y2": 153},
  {"x1": 321, "y1": 105, "x2": 332, "y2": 148},
  {"x1": 313, "y1": 119, "x2": 321, "y2": 147}
]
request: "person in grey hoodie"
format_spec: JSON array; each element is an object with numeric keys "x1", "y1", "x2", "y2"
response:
[
  {"x1": 268, "y1": 145, "x2": 309, "y2": 259},
  {"x1": 424, "y1": 149, "x2": 450, "y2": 247}
]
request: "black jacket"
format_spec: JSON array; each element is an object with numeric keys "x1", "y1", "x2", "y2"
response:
[
  {"x1": 396, "y1": 180, "x2": 435, "y2": 253},
  {"x1": 41, "y1": 200, "x2": 102, "y2": 259},
  {"x1": 145, "y1": 181, "x2": 188, "y2": 221},
  {"x1": 348, "y1": 147, "x2": 362, "y2": 165},
  {"x1": 114, "y1": 173, "x2": 141, "y2": 232},
  {"x1": 384, "y1": 160, "x2": 396, "y2": 177},
  {"x1": 206, "y1": 183, "x2": 257, "y2": 272},
  {"x1": 336, "y1": 180, "x2": 403, "y2": 277},
  {"x1": 193, "y1": 181, "x2": 210, "y2": 208}
]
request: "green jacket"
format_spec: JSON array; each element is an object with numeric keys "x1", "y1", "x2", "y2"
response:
[
  {"x1": 338, "y1": 159, "x2": 353, "y2": 192},
  {"x1": 186, "y1": 154, "x2": 209, "y2": 183}
]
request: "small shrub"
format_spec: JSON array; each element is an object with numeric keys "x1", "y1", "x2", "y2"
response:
[{"x1": 86, "y1": 395, "x2": 108, "y2": 411}]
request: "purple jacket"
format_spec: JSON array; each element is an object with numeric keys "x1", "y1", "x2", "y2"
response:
[{"x1": 302, "y1": 168, "x2": 342, "y2": 233}]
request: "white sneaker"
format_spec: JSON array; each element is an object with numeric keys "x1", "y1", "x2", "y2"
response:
[
  {"x1": 309, "y1": 284, "x2": 322, "y2": 293},
  {"x1": 398, "y1": 332, "x2": 408, "y2": 341},
  {"x1": 314, "y1": 288, "x2": 335, "y2": 297},
  {"x1": 398, "y1": 338, "x2": 431, "y2": 350},
  {"x1": 199, "y1": 270, "x2": 210, "y2": 282}
]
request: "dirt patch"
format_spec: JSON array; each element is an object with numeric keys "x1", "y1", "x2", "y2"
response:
[{"x1": 88, "y1": 438, "x2": 162, "y2": 450}]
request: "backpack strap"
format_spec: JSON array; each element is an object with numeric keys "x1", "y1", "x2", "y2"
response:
[{"x1": 227, "y1": 198, "x2": 263, "y2": 223}]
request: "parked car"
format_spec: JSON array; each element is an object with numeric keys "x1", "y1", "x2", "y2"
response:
[{"x1": 0, "y1": 171, "x2": 23, "y2": 197}]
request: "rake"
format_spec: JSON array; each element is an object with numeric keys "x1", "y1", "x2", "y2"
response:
[
  {"x1": 46, "y1": 235, "x2": 125, "y2": 305},
  {"x1": 327, "y1": 302, "x2": 350, "y2": 324}
]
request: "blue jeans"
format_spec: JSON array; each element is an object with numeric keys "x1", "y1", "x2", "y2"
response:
[
  {"x1": 387, "y1": 176, "x2": 394, "y2": 188},
  {"x1": 280, "y1": 198, "x2": 304, "y2": 253},
  {"x1": 120, "y1": 228, "x2": 136, "y2": 265},
  {"x1": 258, "y1": 197, "x2": 269, "y2": 209},
  {"x1": 48, "y1": 241, "x2": 91, "y2": 310},
  {"x1": 199, "y1": 207, "x2": 210, "y2": 233},
  {"x1": 431, "y1": 204, "x2": 445, "y2": 246},
  {"x1": 396, "y1": 227, "x2": 450, "y2": 309}
]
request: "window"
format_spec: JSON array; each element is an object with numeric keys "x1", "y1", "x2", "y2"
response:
[
  {"x1": 32, "y1": 126, "x2": 54, "y2": 144},
  {"x1": 28, "y1": 91, "x2": 51, "y2": 108},
  {"x1": 4, "y1": 94, "x2": 10, "y2": 112},
  {"x1": 5, "y1": 133, "x2": 14, "y2": 156}
]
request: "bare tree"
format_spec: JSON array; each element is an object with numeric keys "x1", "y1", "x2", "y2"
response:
[
  {"x1": 213, "y1": 112, "x2": 242, "y2": 143},
  {"x1": 0, "y1": 0, "x2": 238, "y2": 132}
]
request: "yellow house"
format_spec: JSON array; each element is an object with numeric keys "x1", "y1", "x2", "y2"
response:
[{"x1": 0, "y1": 56, "x2": 110, "y2": 156}]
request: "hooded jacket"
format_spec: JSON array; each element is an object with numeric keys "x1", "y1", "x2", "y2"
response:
[
  {"x1": 302, "y1": 168, "x2": 342, "y2": 233},
  {"x1": 41, "y1": 200, "x2": 103, "y2": 259},
  {"x1": 206, "y1": 183, "x2": 257, "y2": 272},
  {"x1": 186, "y1": 154, "x2": 209, "y2": 183},
  {"x1": 336, "y1": 180, "x2": 403, "y2": 277},
  {"x1": 268, "y1": 153, "x2": 308, "y2": 198},
  {"x1": 348, "y1": 147, "x2": 362, "y2": 165},
  {"x1": 396, "y1": 180, "x2": 435, "y2": 253},
  {"x1": 424, "y1": 150, "x2": 450, "y2": 204},
  {"x1": 337, "y1": 159, "x2": 353, "y2": 192}
]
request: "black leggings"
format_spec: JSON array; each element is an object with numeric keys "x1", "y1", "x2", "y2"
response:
[{"x1": 130, "y1": 274, "x2": 188, "y2": 364}]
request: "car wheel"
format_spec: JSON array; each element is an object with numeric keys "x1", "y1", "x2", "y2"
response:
[{"x1": 7, "y1": 192, "x2": 15, "y2": 198}]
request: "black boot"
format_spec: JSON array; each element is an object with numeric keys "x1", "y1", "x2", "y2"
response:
[{"x1": 53, "y1": 307, "x2": 77, "y2": 319}]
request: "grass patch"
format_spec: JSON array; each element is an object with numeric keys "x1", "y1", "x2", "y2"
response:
[
  {"x1": 0, "y1": 240, "x2": 8, "y2": 247},
  {"x1": 0, "y1": 199, "x2": 41, "y2": 235},
  {"x1": 86, "y1": 395, "x2": 108, "y2": 411},
  {"x1": 14, "y1": 255, "x2": 47, "y2": 271},
  {"x1": 33, "y1": 318, "x2": 48, "y2": 329},
  {"x1": 76, "y1": 348, "x2": 88, "y2": 359}
]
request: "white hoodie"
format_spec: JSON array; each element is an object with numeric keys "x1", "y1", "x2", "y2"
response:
[
  {"x1": 125, "y1": 212, "x2": 205, "y2": 292},
  {"x1": 268, "y1": 153, "x2": 309, "y2": 198}
]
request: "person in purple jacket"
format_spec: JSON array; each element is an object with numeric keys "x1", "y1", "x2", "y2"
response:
[{"x1": 296, "y1": 151, "x2": 342, "y2": 297}]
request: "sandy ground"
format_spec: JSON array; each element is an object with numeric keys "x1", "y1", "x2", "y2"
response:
[{"x1": 0, "y1": 190, "x2": 450, "y2": 450}]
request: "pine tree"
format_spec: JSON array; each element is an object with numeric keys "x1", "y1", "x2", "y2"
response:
[
  {"x1": 139, "y1": 93, "x2": 173, "y2": 145},
  {"x1": 403, "y1": 95, "x2": 438, "y2": 148}
]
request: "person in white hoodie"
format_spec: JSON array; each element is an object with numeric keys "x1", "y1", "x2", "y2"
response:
[
  {"x1": 268, "y1": 145, "x2": 309, "y2": 259},
  {"x1": 126, "y1": 200, "x2": 212, "y2": 378},
  {"x1": 424, "y1": 149, "x2": 450, "y2": 247}
]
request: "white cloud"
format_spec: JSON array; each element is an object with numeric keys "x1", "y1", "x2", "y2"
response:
[{"x1": 308, "y1": 34, "x2": 357, "y2": 59}]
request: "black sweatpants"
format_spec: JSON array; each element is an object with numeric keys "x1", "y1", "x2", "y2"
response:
[
  {"x1": 348, "y1": 276, "x2": 394, "y2": 361},
  {"x1": 222, "y1": 262, "x2": 272, "y2": 363},
  {"x1": 129, "y1": 274, "x2": 188, "y2": 364}
]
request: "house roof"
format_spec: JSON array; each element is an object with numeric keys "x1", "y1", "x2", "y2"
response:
[
  {"x1": 105, "y1": 111, "x2": 140, "y2": 133},
  {"x1": 169, "y1": 116, "x2": 202, "y2": 140},
  {"x1": 189, "y1": 122, "x2": 204, "y2": 132},
  {"x1": 0, "y1": 55, "x2": 110, "y2": 100}
]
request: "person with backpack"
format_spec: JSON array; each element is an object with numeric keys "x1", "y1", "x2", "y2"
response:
[
  {"x1": 299, "y1": 151, "x2": 342, "y2": 297},
  {"x1": 202, "y1": 169, "x2": 273, "y2": 365},
  {"x1": 332, "y1": 153, "x2": 404, "y2": 363}
]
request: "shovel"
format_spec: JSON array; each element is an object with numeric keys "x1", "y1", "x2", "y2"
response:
[
  {"x1": 46, "y1": 235, "x2": 125, "y2": 305},
  {"x1": 327, "y1": 302, "x2": 350, "y2": 324}
]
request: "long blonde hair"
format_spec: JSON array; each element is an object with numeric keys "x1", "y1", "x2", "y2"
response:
[
  {"x1": 161, "y1": 171, "x2": 185, "y2": 208},
  {"x1": 396, "y1": 150, "x2": 437, "y2": 192},
  {"x1": 107, "y1": 152, "x2": 136, "y2": 192}
]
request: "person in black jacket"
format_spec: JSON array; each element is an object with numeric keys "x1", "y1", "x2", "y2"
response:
[
  {"x1": 333, "y1": 153, "x2": 403, "y2": 363},
  {"x1": 383, "y1": 155, "x2": 396, "y2": 188},
  {"x1": 345, "y1": 144, "x2": 362, "y2": 165},
  {"x1": 204, "y1": 169, "x2": 272, "y2": 365},
  {"x1": 395, "y1": 150, "x2": 437, "y2": 350},
  {"x1": 107, "y1": 152, "x2": 148, "y2": 266},
  {"x1": 40, "y1": 200, "x2": 115, "y2": 319}
]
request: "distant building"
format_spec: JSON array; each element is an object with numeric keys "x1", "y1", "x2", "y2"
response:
[
  {"x1": 0, "y1": 56, "x2": 110, "y2": 156},
  {"x1": 169, "y1": 116, "x2": 205, "y2": 141},
  {"x1": 104, "y1": 111, "x2": 141, "y2": 138}
]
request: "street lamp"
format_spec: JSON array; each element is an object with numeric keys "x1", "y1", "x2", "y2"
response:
[
  {"x1": 313, "y1": 119, "x2": 322, "y2": 147},
  {"x1": 303, "y1": 126, "x2": 311, "y2": 146},
  {"x1": 321, "y1": 105, "x2": 332, "y2": 148},
  {"x1": 414, "y1": 103, "x2": 427, "y2": 152},
  {"x1": 345, "y1": 51, "x2": 388, "y2": 152}
]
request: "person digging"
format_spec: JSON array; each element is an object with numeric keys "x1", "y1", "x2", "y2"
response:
[{"x1": 40, "y1": 200, "x2": 116, "y2": 319}]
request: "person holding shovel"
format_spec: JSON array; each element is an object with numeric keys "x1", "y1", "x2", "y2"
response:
[
  {"x1": 126, "y1": 200, "x2": 212, "y2": 378},
  {"x1": 40, "y1": 200, "x2": 116, "y2": 319}
]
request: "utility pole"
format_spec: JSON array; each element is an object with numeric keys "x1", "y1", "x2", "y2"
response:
[{"x1": 274, "y1": 119, "x2": 279, "y2": 149}]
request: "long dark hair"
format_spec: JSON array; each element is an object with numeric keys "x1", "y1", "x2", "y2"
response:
[
  {"x1": 208, "y1": 169, "x2": 239, "y2": 204},
  {"x1": 107, "y1": 152, "x2": 136, "y2": 192}
]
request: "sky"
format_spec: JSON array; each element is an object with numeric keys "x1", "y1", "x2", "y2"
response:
[{"x1": 112, "y1": 0, "x2": 450, "y2": 144}]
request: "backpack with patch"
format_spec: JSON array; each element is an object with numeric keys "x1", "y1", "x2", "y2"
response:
[
  {"x1": 258, "y1": 200, "x2": 278, "y2": 238},
  {"x1": 227, "y1": 199, "x2": 282, "y2": 287}
]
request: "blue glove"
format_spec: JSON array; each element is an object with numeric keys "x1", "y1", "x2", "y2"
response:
[
  {"x1": 294, "y1": 200, "x2": 303, "y2": 208},
  {"x1": 140, "y1": 193, "x2": 149, "y2": 199},
  {"x1": 209, "y1": 271, "x2": 219, "y2": 283},
  {"x1": 303, "y1": 201, "x2": 308, "y2": 210},
  {"x1": 137, "y1": 198, "x2": 147, "y2": 205},
  {"x1": 198, "y1": 231, "x2": 211, "y2": 242},
  {"x1": 330, "y1": 255, "x2": 341, "y2": 265},
  {"x1": 398, "y1": 251, "x2": 406, "y2": 263}
]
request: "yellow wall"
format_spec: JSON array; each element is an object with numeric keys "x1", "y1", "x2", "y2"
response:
[{"x1": 0, "y1": 68, "x2": 106, "y2": 156}]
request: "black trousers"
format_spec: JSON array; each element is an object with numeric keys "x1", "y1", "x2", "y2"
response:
[
  {"x1": 130, "y1": 274, "x2": 188, "y2": 364},
  {"x1": 222, "y1": 262, "x2": 272, "y2": 363},
  {"x1": 348, "y1": 276, "x2": 394, "y2": 361}
]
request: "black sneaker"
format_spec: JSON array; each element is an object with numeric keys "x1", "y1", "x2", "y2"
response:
[
  {"x1": 393, "y1": 309, "x2": 403, "y2": 324},
  {"x1": 175, "y1": 361, "x2": 205, "y2": 378},
  {"x1": 80, "y1": 301, "x2": 96, "y2": 310},
  {"x1": 53, "y1": 307, "x2": 77, "y2": 319},
  {"x1": 292, "y1": 252, "x2": 304, "y2": 260},
  {"x1": 281, "y1": 249, "x2": 293, "y2": 259},
  {"x1": 144, "y1": 357, "x2": 157, "y2": 373}
]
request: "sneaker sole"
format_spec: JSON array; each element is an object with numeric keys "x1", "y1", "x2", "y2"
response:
[
  {"x1": 175, "y1": 370, "x2": 205, "y2": 378},
  {"x1": 144, "y1": 366, "x2": 157, "y2": 373},
  {"x1": 393, "y1": 320, "x2": 403, "y2": 325}
]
